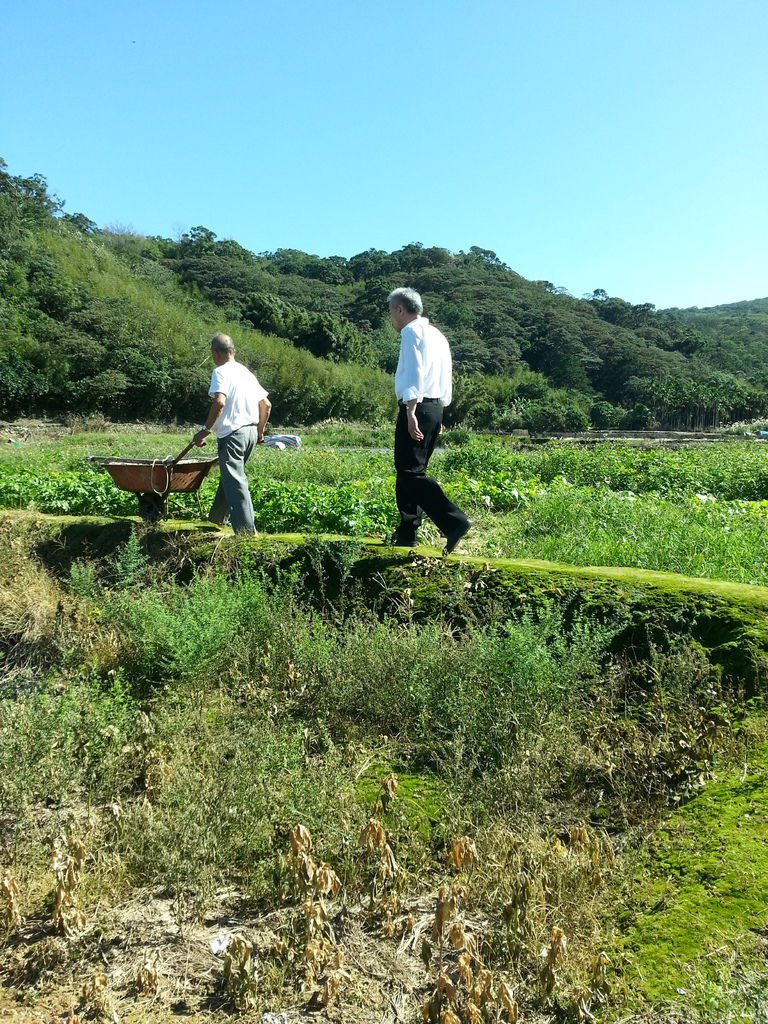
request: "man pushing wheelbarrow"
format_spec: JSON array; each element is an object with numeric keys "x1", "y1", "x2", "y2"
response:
[{"x1": 192, "y1": 332, "x2": 272, "y2": 534}]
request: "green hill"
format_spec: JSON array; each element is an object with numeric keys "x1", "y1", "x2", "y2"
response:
[
  {"x1": 0, "y1": 160, "x2": 393, "y2": 424},
  {"x1": 662, "y1": 298, "x2": 768, "y2": 383},
  {"x1": 2, "y1": 156, "x2": 767, "y2": 429}
]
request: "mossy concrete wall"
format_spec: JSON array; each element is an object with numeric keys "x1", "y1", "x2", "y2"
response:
[{"x1": 6, "y1": 510, "x2": 768, "y2": 696}]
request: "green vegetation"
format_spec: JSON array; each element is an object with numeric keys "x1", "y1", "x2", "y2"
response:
[
  {"x1": 1, "y1": 515, "x2": 768, "y2": 1022},
  {"x1": 3, "y1": 157, "x2": 768, "y2": 431},
  {"x1": 4, "y1": 434, "x2": 768, "y2": 584}
]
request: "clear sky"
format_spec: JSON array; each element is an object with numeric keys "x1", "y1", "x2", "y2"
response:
[{"x1": 2, "y1": 0, "x2": 766, "y2": 309}]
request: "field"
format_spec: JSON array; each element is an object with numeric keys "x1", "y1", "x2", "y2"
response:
[
  {"x1": 4, "y1": 426, "x2": 768, "y2": 582},
  {"x1": 1, "y1": 423, "x2": 768, "y2": 1023}
]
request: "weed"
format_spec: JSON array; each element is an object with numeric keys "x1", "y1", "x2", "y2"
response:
[
  {"x1": 1, "y1": 871, "x2": 22, "y2": 932},
  {"x1": 51, "y1": 831, "x2": 87, "y2": 936},
  {"x1": 133, "y1": 952, "x2": 160, "y2": 995},
  {"x1": 107, "y1": 530, "x2": 148, "y2": 589},
  {"x1": 220, "y1": 934, "x2": 259, "y2": 1011},
  {"x1": 80, "y1": 970, "x2": 118, "y2": 1022}
]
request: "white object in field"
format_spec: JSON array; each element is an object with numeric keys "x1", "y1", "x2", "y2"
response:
[{"x1": 262, "y1": 434, "x2": 301, "y2": 449}]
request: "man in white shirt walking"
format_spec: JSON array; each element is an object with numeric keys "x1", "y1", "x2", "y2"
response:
[
  {"x1": 388, "y1": 288, "x2": 471, "y2": 554},
  {"x1": 193, "y1": 332, "x2": 272, "y2": 533}
]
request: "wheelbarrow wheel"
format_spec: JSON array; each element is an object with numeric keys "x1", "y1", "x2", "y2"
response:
[{"x1": 137, "y1": 492, "x2": 167, "y2": 522}]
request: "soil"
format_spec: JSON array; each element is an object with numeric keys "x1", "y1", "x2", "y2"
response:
[{"x1": 2, "y1": 888, "x2": 428, "y2": 1023}]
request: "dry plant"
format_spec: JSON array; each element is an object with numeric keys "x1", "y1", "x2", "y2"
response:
[
  {"x1": 418, "y1": 823, "x2": 618, "y2": 1020},
  {"x1": 221, "y1": 934, "x2": 259, "y2": 1011},
  {"x1": 135, "y1": 711, "x2": 166, "y2": 798},
  {"x1": 420, "y1": 870, "x2": 520, "y2": 1024},
  {"x1": 281, "y1": 823, "x2": 350, "y2": 1007},
  {"x1": 449, "y1": 836, "x2": 478, "y2": 873},
  {"x1": 573, "y1": 951, "x2": 612, "y2": 1021},
  {"x1": 451, "y1": 822, "x2": 617, "y2": 1003},
  {"x1": 80, "y1": 970, "x2": 119, "y2": 1023},
  {"x1": 46, "y1": 1011, "x2": 83, "y2": 1024},
  {"x1": 134, "y1": 951, "x2": 161, "y2": 996},
  {"x1": 378, "y1": 772, "x2": 399, "y2": 814},
  {"x1": 51, "y1": 832, "x2": 87, "y2": 937},
  {"x1": 359, "y1": 816, "x2": 401, "y2": 936},
  {"x1": 1, "y1": 870, "x2": 22, "y2": 932},
  {"x1": 539, "y1": 925, "x2": 568, "y2": 1001},
  {"x1": 318, "y1": 948, "x2": 352, "y2": 1008}
]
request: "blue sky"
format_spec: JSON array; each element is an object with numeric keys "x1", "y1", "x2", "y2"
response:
[{"x1": 2, "y1": 0, "x2": 766, "y2": 309}]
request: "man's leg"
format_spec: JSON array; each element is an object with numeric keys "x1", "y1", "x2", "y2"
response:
[
  {"x1": 208, "y1": 479, "x2": 230, "y2": 526},
  {"x1": 216, "y1": 427, "x2": 257, "y2": 533},
  {"x1": 393, "y1": 405, "x2": 424, "y2": 544},
  {"x1": 400, "y1": 403, "x2": 469, "y2": 539}
]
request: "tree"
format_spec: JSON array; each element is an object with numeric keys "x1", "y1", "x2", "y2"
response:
[
  {"x1": 61, "y1": 212, "x2": 98, "y2": 234},
  {"x1": 468, "y1": 246, "x2": 506, "y2": 269}
]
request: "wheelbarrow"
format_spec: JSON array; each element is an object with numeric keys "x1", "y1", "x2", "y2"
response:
[{"x1": 91, "y1": 440, "x2": 218, "y2": 522}]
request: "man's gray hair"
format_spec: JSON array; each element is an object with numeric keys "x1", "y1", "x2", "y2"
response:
[
  {"x1": 211, "y1": 332, "x2": 235, "y2": 354},
  {"x1": 387, "y1": 287, "x2": 423, "y2": 315}
]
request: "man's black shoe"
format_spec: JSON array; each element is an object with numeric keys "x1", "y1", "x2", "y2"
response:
[
  {"x1": 443, "y1": 520, "x2": 471, "y2": 556},
  {"x1": 387, "y1": 532, "x2": 417, "y2": 548}
]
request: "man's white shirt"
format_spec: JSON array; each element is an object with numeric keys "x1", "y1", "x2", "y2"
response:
[
  {"x1": 395, "y1": 317, "x2": 453, "y2": 406},
  {"x1": 209, "y1": 360, "x2": 268, "y2": 439}
]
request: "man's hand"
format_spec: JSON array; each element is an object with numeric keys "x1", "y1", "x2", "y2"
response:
[
  {"x1": 407, "y1": 409, "x2": 424, "y2": 442},
  {"x1": 193, "y1": 429, "x2": 209, "y2": 448}
]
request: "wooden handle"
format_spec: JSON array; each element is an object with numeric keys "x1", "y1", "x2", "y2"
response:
[{"x1": 169, "y1": 439, "x2": 198, "y2": 466}]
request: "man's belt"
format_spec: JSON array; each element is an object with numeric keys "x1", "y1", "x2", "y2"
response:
[{"x1": 398, "y1": 397, "x2": 441, "y2": 405}]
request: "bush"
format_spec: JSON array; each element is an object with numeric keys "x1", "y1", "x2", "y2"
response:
[
  {"x1": 621, "y1": 403, "x2": 657, "y2": 429},
  {"x1": 0, "y1": 669, "x2": 139, "y2": 813},
  {"x1": 522, "y1": 398, "x2": 591, "y2": 433}
]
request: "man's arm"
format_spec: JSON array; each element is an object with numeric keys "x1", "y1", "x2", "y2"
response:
[
  {"x1": 257, "y1": 397, "x2": 272, "y2": 443},
  {"x1": 398, "y1": 330, "x2": 424, "y2": 442},
  {"x1": 404, "y1": 399, "x2": 424, "y2": 442},
  {"x1": 193, "y1": 392, "x2": 226, "y2": 447}
]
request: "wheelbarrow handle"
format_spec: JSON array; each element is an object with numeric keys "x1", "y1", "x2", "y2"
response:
[{"x1": 169, "y1": 439, "x2": 199, "y2": 466}]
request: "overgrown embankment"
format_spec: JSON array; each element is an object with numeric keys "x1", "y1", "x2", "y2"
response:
[
  {"x1": 6, "y1": 435, "x2": 768, "y2": 585},
  {"x1": 1, "y1": 513, "x2": 767, "y2": 1022},
  {"x1": 11, "y1": 510, "x2": 768, "y2": 692}
]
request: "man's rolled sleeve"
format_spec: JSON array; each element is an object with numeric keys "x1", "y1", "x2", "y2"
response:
[{"x1": 399, "y1": 330, "x2": 424, "y2": 403}]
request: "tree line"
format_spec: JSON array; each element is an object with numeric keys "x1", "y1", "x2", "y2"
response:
[
  {"x1": 2, "y1": 156, "x2": 767, "y2": 430},
  {"x1": 0, "y1": 161, "x2": 393, "y2": 423}
]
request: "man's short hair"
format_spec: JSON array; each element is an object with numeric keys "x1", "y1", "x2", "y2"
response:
[
  {"x1": 387, "y1": 287, "x2": 423, "y2": 315},
  {"x1": 211, "y1": 332, "x2": 235, "y2": 355}
]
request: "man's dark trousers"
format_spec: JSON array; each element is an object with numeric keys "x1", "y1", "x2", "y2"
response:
[{"x1": 393, "y1": 399, "x2": 469, "y2": 545}]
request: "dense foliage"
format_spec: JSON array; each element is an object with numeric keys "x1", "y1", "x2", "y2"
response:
[
  {"x1": 0, "y1": 160, "x2": 394, "y2": 424},
  {"x1": 148, "y1": 233, "x2": 768, "y2": 429},
  {"x1": 2, "y1": 155, "x2": 768, "y2": 428}
]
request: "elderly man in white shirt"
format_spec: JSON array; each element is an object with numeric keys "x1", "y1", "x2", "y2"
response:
[
  {"x1": 193, "y1": 332, "x2": 272, "y2": 533},
  {"x1": 388, "y1": 288, "x2": 471, "y2": 554}
]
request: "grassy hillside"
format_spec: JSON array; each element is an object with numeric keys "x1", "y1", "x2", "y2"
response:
[
  {"x1": 0, "y1": 161, "x2": 394, "y2": 424},
  {"x1": 2, "y1": 155, "x2": 768, "y2": 430},
  {"x1": 2, "y1": 514, "x2": 768, "y2": 1022}
]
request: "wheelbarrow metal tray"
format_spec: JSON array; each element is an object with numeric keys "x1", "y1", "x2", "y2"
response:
[{"x1": 92, "y1": 457, "x2": 218, "y2": 494}]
